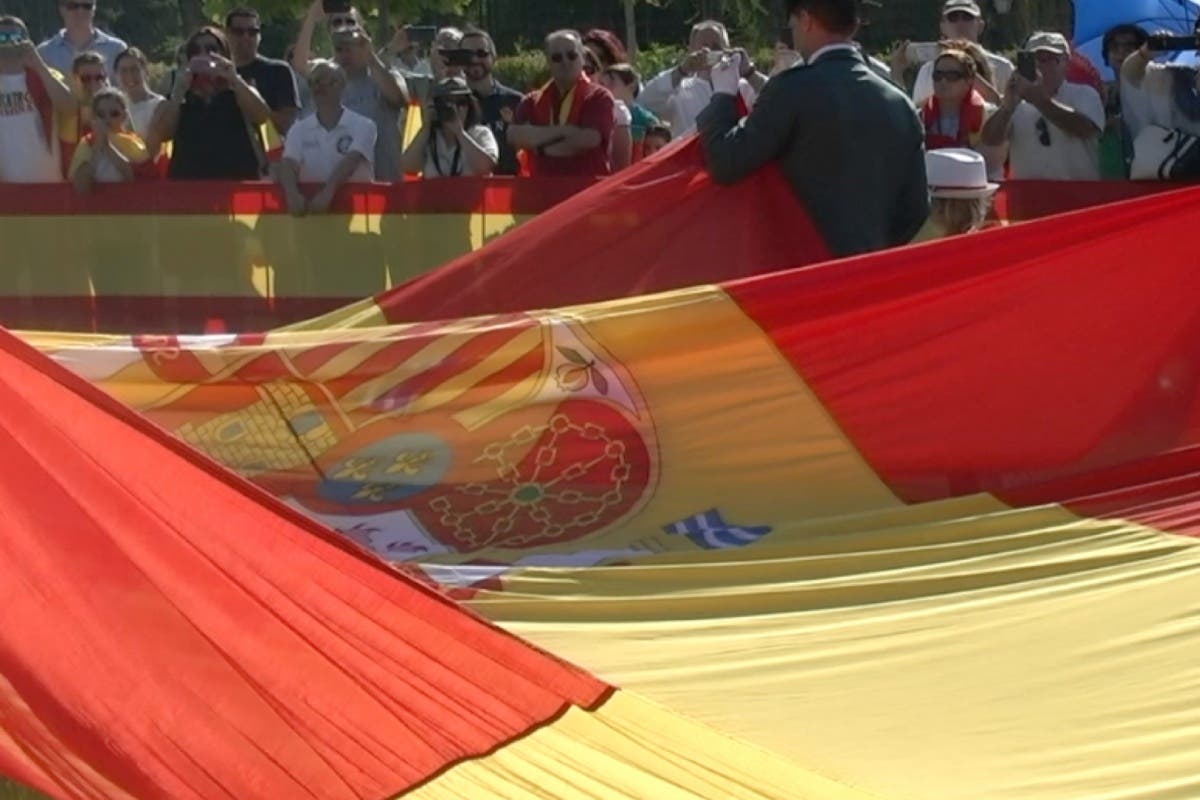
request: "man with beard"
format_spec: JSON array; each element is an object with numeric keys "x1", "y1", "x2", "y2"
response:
[{"x1": 459, "y1": 27, "x2": 522, "y2": 175}]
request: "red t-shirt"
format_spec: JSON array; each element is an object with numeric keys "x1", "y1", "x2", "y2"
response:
[{"x1": 514, "y1": 80, "x2": 615, "y2": 177}]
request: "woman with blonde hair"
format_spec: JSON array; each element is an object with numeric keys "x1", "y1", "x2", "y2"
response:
[{"x1": 913, "y1": 148, "x2": 998, "y2": 242}]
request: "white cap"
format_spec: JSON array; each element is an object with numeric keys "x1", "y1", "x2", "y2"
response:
[{"x1": 1025, "y1": 31, "x2": 1070, "y2": 55}]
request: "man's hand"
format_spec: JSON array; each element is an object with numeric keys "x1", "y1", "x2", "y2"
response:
[
  {"x1": 1021, "y1": 76, "x2": 1051, "y2": 107},
  {"x1": 709, "y1": 52, "x2": 741, "y2": 96},
  {"x1": 1001, "y1": 73, "x2": 1025, "y2": 111},
  {"x1": 679, "y1": 49, "x2": 710, "y2": 77},
  {"x1": 730, "y1": 47, "x2": 756, "y2": 78},
  {"x1": 306, "y1": 0, "x2": 326, "y2": 22},
  {"x1": 388, "y1": 25, "x2": 411, "y2": 55},
  {"x1": 15, "y1": 40, "x2": 40, "y2": 70},
  {"x1": 284, "y1": 187, "x2": 307, "y2": 217},
  {"x1": 309, "y1": 185, "x2": 335, "y2": 214}
]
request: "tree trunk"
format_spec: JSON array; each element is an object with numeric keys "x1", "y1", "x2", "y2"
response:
[
  {"x1": 177, "y1": 0, "x2": 205, "y2": 37},
  {"x1": 623, "y1": 0, "x2": 638, "y2": 58}
]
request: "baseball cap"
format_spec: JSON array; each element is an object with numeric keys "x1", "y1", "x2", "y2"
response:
[
  {"x1": 942, "y1": 0, "x2": 982, "y2": 17},
  {"x1": 432, "y1": 76, "x2": 472, "y2": 98},
  {"x1": 1024, "y1": 31, "x2": 1070, "y2": 55}
]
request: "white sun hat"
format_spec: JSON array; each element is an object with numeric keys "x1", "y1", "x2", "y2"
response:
[{"x1": 926, "y1": 148, "x2": 999, "y2": 199}]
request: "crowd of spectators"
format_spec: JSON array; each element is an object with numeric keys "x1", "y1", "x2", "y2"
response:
[{"x1": 2, "y1": 0, "x2": 1199, "y2": 247}]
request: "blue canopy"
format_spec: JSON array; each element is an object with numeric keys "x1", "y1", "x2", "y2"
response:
[{"x1": 1073, "y1": 0, "x2": 1200, "y2": 79}]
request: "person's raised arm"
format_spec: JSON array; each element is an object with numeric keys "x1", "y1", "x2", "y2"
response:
[
  {"x1": 1024, "y1": 80, "x2": 1101, "y2": 139},
  {"x1": 363, "y1": 36, "x2": 408, "y2": 108},
  {"x1": 292, "y1": 0, "x2": 323, "y2": 77},
  {"x1": 981, "y1": 73, "x2": 1021, "y2": 146},
  {"x1": 150, "y1": 65, "x2": 191, "y2": 143},
  {"x1": 1122, "y1": 40, "x2": 1154, "y2": 89},
  {"x1": 696, "y1": 57, "x2": 800, "y2": 185},
  {"x1": 19, "y1": 43, "x2": 75, "y2": 111},
  {"x1": 213, "y1": 55, "x2": 270, "y2": 125},
  {"x1": 400, "y1": 108, "x2": 433, "y2": 174}
]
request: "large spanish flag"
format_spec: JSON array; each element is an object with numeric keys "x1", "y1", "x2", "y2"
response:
[
  {"x1": 18, "y1": 182, "x2": 1200, "y2": 797},
  {"x1": 0, "y1": 317, "x2": 875, "y2": 800}
]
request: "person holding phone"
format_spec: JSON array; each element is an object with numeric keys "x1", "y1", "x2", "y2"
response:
[
  {"x1": 639, "y1": 20, "x2": 760, "y2": 136},
  {"x1": 0, "y1": 15, "x2": 76, "y2": 183},
  {"x1": 151, "y1": 26, "x2": 271, "y2": 180},
  {"x1": 1121, "y1": 20, "x2": 1200, "y2": 139},
  {"x1": 293, "y1": 2, "x2": 409, "y2": 180},
  {"x1": 981, "y1": 32, "x2": 1104, "y2": 181},
  {"x1": 891, "y1": 0, "x2": 1012, "y2": 105}
]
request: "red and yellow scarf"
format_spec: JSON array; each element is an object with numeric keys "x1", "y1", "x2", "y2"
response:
[
  {"x1": 921, "y1": 89, "x2": 987, "y2": 150},
  {"x1": 528, "y1": 73, "x2": 591, "y2": 127}
]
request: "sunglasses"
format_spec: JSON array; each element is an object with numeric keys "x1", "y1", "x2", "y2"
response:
[
  {"x1": 79, "y1": 73, "x2": 107, "y2": 84},
  {"x1": 229, "y1": 26, "x2": 260, "y2": 37},
  {"x1": 308, "y1": 75, "x2": 339, "y2": 87},
  {"x1": 932, "y1": 69, "x2": 966, "y2": 82},
  {"x1": 64, "y1": 1, "x2": 95, "y2": 10},
  {"x1": 549, "y1": 50, "x2": 579, "y2": 64},
  {"x1": 1036, "y1": 116, "x2": 1051, "y2": 146},
  {"x1": 0, "y1": 30, "x2": 27, "y2": 45},
  {"x1": 96, "y1": 107, "x2": 124, "y2": 119},
  {"x1": 944, "y1": 11, "x2": 976, "y2": 22},
  {"x1": 188, "y1": 44, "x2": 221, "y2": 56},
  {"x1": 328, "y1": 16, "x2": 356, "y2": 30}
]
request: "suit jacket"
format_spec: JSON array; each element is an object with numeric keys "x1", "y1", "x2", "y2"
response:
[{"x1": 698, "y1": 48, "x2": 929, "y2": 258}]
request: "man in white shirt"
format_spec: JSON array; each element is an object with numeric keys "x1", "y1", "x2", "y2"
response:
[
  {"x1": 278, "y1": 60, "x2": 377, "y2": 216},
  {"x1": 0, "y1": 16, "x2": 76, "y2": 183},
  {"x1": 981, "y1": 32, "x2": 1104, "y2": 180},
  {"x1": 639, "y1": 20, "x2": 761, "y2": 136},
  {"x1": 896, "y1": 0, "x2": 1013, "y2": 106},
  {"x1": 36, "y1": 0, "x2": 126, "y2": 74}
]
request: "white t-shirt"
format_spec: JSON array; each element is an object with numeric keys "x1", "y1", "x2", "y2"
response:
[
  {"x1": 912, "y1": 49, "x2": 1014, "y2": 106},
  {"x1": 0, "y1": 73, "x2": 63, "y2": 183},
  {"x1": 1141, "y1": 63, "x2": 1200, "y2": 137},
  {"x1": 1009, "y1": 81, "x2": 1105, "y2": 180},
  {"x1": 128, "y1": 93, "x2": 165, "y2": 140},
  {"x1": 282, "y1": 106, "x2": 377, "y2": 183},
  {"x1": 640, "y1": 69, "x2": 757, "y2": 136},
  {"x1": 422, "y1": 124, "x2": 498, "y2": 179},
  {"x1": 614, "y1": 99, "x2": 632, "y2": 127}
]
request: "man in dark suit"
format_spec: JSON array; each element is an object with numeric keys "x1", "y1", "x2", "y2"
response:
[{"x1": 698, "y1": 0, "x2": 929, "y2": 257}]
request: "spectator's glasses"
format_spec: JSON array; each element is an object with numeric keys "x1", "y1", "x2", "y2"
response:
[
  {"x1": 309, "y1": 74, "x2": 339, "y2": 88},
  {"x1": 932, "y1": 69, "x2": 966, "y2": 82},
  {"x1": 229, "y1": 26, "x2": 261, "y2": 37},
  {"x1": 549, "y1": 50, "x2": 580, "y2": 64},
  {"x1": 328, "y1": 16, "x2": 357, "y2": 31},
  {"x1": 95, "y1": 105, "x2": 124, "y2": 120},
  {"x1": 1036, "y1": 116, "x2": 1051, "y2": 146},
  {"x1": 78, "y1": 71, "x2": 107, "y2": 85},
  {"x1": 64, "y1": 2, "x2": 95, "y2": 10},
  {"x1": 944, "y1": 11, "x2": 976, "y2": 23}
]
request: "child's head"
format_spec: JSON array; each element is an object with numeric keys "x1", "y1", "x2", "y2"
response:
[
  {"x1": 90, "y1": 87, "x2": 129, "y2": 132},
  {"x1": 642, "y1": 123, "x2": 672, "y2": 156}
]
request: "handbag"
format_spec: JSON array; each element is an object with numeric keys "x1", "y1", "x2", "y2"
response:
[{"x1": 1130, "y1": 124, "x2": 1200, "y2": 180}]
